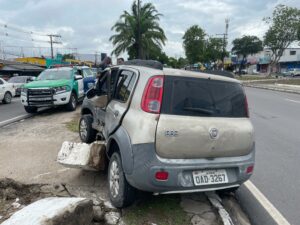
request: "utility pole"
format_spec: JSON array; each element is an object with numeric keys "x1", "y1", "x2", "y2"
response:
[
  {"x1": 216, "y1": 18, "x2": 230, "y2": 69},
  {"x1": 137, "y1": 0, "x2": 142, "y2": 59},
  {"x1": 95, "y1": 51, "x2": 100, "y2": 66},
  {"x1": 48, "y1": 34, "x2": 62, "y2": 59}
]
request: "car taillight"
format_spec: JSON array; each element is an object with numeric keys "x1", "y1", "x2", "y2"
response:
[
  {"x1": 141, "y1": 75, "x2": 164, "y2": 114},
  {"x1": 246, "y1": 165, "x2": 254, "y2": 174},
  {"x1": 155, "y1": 171, "x2": 169, "y2": 181}
]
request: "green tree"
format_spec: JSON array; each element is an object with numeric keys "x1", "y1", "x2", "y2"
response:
[
  {"x1": 264, "y1": 4, "x2": 300, "y2": 74},
  {"x1": 204, "y1": 37, "x2": 224, "y2": 63},
  {"x1": 232, "y1": 35, "x2": 263, "y2": 74},
  {"x1": 110, "y1": 0, "x2": 167, "y2": 59},
  {"x1": 183, "y1": 25, "x2": 206, "y2": 64},
  {"x1": 62, "y1": 54, "x2": 75, "y2": 61}
]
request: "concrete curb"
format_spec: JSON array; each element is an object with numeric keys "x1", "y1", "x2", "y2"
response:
[
  {"x1": 0, "y1": 114, "x2": 33, "y2": 128},
  {"x1": 244, "y1": 84, "x2": 300, "y2": 95}
]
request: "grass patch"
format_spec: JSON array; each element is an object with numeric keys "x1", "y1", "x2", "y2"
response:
[
  {"x1": 276, "y1": 79, "x2": 300, "y2": 85},
  {"x1": 65, "y1": 113, "x2": 80, "y2": 133},
  {"x1": 235, "y1": 75, "x2": 274, "y2": 81},
  {"x1": 123, "y1": 195, "x2": 189, "y2": 225}
]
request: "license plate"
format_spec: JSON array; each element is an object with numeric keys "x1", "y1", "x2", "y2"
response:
[{"x1": 193, "y1": 169, "x2": 228, "y2": 186}]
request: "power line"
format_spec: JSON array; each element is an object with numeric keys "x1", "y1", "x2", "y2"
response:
[{"x1": 0, "y1": 22, "x2": 48, "y2": 36}]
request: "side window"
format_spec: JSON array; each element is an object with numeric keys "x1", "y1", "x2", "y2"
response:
[
  {"x1": 0, "y1": 79, "x2": 3, "y2": 85},
  {"x1": 114, "y1": 70, "x2": 136, "y2": 102}
]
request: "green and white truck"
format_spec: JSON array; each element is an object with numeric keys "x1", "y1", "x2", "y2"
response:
[{"x1": 21, "y1": 66, "x2": 95, "y2": 113}]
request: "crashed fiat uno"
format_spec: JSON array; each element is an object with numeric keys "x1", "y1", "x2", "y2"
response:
[{"x1": 79, "y1": 60, "x2": 255, "y2": 207}]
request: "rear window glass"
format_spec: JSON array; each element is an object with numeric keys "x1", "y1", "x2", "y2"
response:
[
  {"x1": 161, "y1": 76, "x2": 247, "y2": 118},
  {"x1": 8, "y1": 76, "x2": 26, "y2": 83}
]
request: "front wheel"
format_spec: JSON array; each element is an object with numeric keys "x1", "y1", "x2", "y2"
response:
[
  {"x1": 79, "y1": 114, "x2": 97, "y2": 143},
  {"x1": 24, "y1": 106, "x2": 38, "y2": 113},
  {"x1": 108, "y1": 152, "x2": 136, "y2": 208},
  {"x1": 66, "y1": 92, "x2": 77, "y2": 111},
  {"x1": 2, "y1": 92, "x2": 12, "y2": 104}
]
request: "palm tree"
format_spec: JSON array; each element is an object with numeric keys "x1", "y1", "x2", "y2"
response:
[{"x1": 110, "y1": 0, "x2": 167, "y2": 59}]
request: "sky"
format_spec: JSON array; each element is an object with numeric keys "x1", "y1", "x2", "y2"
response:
[{"x1": 0, "y1": 0, "x2": 299, "y2": 60}]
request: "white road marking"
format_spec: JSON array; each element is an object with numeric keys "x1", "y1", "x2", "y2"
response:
[
  {"x1": 0, "y1": 114, "x2": 29, "y2": 126},
  {"x1": 244, "y1": 180, "x2": 291, "y2": 225},
  {"x1": 285, "y1": 98, "x2": 300, "y2": 104}
]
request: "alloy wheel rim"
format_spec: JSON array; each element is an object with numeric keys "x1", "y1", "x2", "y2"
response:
[
  {"x1": 72, "y1": 96, "x2": 76, "y2": 108},
  {"x1": 109, "y1": 160, "x2": 120, "y2": 198},
  {"x1": 79, "y1": 120, "x2": 87, "y2": 140},
  {"x1": 5, "y1": 93, "x2": 11, "y2": 103}
]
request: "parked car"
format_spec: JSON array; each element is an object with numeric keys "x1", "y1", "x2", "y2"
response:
[
  {"x1": 20, "y1": 66, "x2": 95, "y2": 113},
  {"x1": 0, "y1": 78, "x2": 15, "y2": 104},
  {"x1": 79, "y1": 60, "x2": 255, "y2": 208},
  {"x1": 282, "y1": 68, "x2": 300, "y2": 77},
  {"x1": 8, "y1": 76, "x2": 35, "y2": 96}
]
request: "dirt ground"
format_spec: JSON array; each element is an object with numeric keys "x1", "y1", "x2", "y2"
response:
[{"x1": 0, "y1": 108, "x2": 106, "y2": 188}]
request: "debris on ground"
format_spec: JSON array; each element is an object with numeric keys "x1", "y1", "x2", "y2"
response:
[
  {"x1": 57, "y1": 141, "x2": 107, "y2": 171},
  {"x1": 1, "y1": 197, "x2": 93, "y2": 225},
  {"x1": 0, "y1": 178, "x2": 120, "y2": 225}
]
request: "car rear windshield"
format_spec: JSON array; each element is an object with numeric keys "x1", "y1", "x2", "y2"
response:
[
  {"x1": 8, "y1": 76, "x2": 26, "y2": 83},
  {"x1": 161, "y1": 76, "x2": 247, "y2": 117}
]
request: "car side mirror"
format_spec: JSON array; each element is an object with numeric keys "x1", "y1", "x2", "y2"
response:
[
  {"x1": 86, "y1": 88, "x2": 96, "y2": 99},
  {"x1": 75, "y1": 75, "x2": 83, "y2": 80}
]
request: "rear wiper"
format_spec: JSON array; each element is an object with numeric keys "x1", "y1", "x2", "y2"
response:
[{"x1": 183, "y1": 107, "x2": 214, "y2": 115}]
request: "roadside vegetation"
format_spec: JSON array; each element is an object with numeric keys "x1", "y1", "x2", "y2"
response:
[
  {"x1": 123, "y1": 195, "x2": 189, "y2": 225},
  {"x1": 235, "y1": 75, "x2": 276, "y2": 81},
  {"x1": 65, "y1": 112, "x2": 80, "y2": 133}
]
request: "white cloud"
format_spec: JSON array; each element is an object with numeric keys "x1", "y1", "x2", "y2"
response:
[{"x1": 0, "y1": 0, "x2": 299, "y2": 58}]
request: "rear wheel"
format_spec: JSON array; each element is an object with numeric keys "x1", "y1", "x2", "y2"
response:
[
  {"x1": 108, "y1": 152, "x2": 136, "y2": 208},
  {"x1": 79, "y1": 114, "x2": 97, "y2": 143},
  {"x1": 66, "y1": 92, "x2": 77, "y2": 111},
  {"x1": 2, "y1": 92, "x2": 12, "y2": 104},
  {"x1": 24, "y1": 106, "x2": 38, "y2": 113}
]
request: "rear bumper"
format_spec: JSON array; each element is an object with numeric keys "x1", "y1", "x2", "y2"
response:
[{"x1": 125, "y1": 143, "x2": 255, "y2": 194}]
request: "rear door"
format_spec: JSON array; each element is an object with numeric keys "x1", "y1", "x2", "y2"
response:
[
  {"x1": 156, "y1": 76, "x2": 254, "y2": 159},
  {"x1": 104, "y1": 69, "x2": 138, "y2": 138}
]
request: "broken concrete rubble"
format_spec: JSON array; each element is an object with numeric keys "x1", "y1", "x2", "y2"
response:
[
  {"x1": 1, "y1": 197, "x2": 93, "y2": 225},
  {"x1": 57, "y1": 141, "x2": 106, "y2": 171},
  {"x1": 104, "y1": 212, "x2": 121, "y2": 225}
]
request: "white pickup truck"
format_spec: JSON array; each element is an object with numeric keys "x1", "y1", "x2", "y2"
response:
[{"x1": 0, "y1": 78, "x2": 15, "y2": 104}]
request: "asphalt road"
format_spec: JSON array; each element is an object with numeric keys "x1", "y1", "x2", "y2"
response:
[
  {"x1": 240, "y1": 87, "x2": 300, "y2": 225},
  {"x1": 0, "y1": 97, "x2": 27, "y2": 123}
]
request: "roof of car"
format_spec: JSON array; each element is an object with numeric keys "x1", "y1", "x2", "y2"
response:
[
  {"x1": 45, "y1": 67, "x2": 73, "y2": 71},
  {"x1": 118, "y1": 65, "x2": 240, "y2": 84},
  {"x1": 163, "y1": 68, "x2": 240, "y2": 83}
]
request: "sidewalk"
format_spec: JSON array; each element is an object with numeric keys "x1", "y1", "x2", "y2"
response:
[{"x1": 243, "y1": 80, "x2": 300, "y2": 95}]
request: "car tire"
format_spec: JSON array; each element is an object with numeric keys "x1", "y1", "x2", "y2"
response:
[
  {"x1": 66, "y1": 92, "x2": 77, "y2": 111},
  {"x1": 24, "y1": 106, "x2": 38, "y2": 113},
  {"x1": 108, "y1": 152, "x2": 136, "y2": 208},
  {"x1": 2, "y1": 92, "x2": 12, "y2": 104},
  {"x1": 79, "y1": 114, "x2": 97, "y2": 143}
]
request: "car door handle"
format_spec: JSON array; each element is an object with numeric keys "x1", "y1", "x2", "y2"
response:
[{"x1": 113, "y1": 110, "x2": 119, "y2": 118}]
